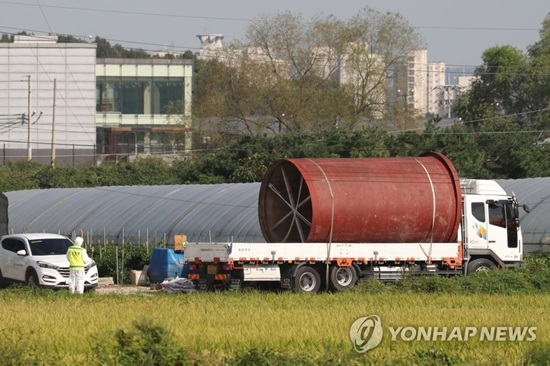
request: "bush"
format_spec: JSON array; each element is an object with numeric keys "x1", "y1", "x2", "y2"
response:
[
  {"x1": 352, "y1": 277, "x2": 389, "y2": 294},
  {"x1": 352, "y1": 253, "x2": 550, "y2": 296},
  {"x1": 410, "y1": 348, "x2": 457, "y2": 366},
  {"x1": 523, "y1": 342, "x2": 550, "y2": 366},
  {"x1": 455, "y1": 269, "x2": 536, "y2": 294},
  {"x1": 88, "y1": 243, "x2": 151, "y2": 284},
  {"x1": 93, "y1": 319, "x2": 190, "y2": 366}
]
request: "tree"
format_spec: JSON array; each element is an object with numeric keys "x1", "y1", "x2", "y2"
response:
[
  {"x1": 94, "y1": 36, "x2": 150, "y2": 58},
  {"x1": 0, "y1": 33, "x2": 12, "y2": 42},
  {"x1": 454, "y1": 45, "x2": 528, "y2": 127},
  {"x1": 452, "y1": 12, "x2": 550, "y2": 178},
  {"x1": 179, "y1": 50, "x2": 196, "y2": 60},
  {"x1": 193, "y1": 7, "x2": 423, "y2": 137},
  {"x1": 454, "y1": 13, "x2": 550, "y2": 129},
  {"x1": 57, "y1": 34, "x2": 85, "y2": 43},
  {"x1": 0, "y1": 31, "x2": 29, "y2": 43},
  {"x1": 526, "y1": 13, "x2": 550, "y2": 129},
  {"x1": 343, "y1": 8, "x2": 423, "y2": 129}
]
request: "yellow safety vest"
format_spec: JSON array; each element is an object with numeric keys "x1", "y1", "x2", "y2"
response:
[{"x1": 67, "y1": 245, "x2": 85, "y2": 269}]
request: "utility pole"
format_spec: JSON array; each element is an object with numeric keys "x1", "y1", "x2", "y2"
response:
[{"x1": 26, "y1": 75, "x2": 31, "y2": 161}]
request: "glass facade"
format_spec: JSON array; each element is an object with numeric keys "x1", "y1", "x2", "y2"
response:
[
  {"x1": 96, "y1": 77, "x2": 184, "y2": 115},
  {"x1": 95, "y1": 59, "x2": 192, "y2": 158}
]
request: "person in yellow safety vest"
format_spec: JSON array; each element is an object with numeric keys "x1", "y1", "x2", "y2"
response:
[{"x1": 66, "y1": 237, "x2": 92, "y2": 294}]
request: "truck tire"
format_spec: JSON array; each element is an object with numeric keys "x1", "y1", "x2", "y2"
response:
[
  {"x1": 330, "y1": 265, "x2": 357, "y2": 291},
  {"x1": 293, "y1": 266, "x2": 321, "y2": 293},
  {"x1": 467, "y1": 258, "x2": 496, "y2": 274},
  {"x1": 0, "y1": 268, "x2": 5, "y2": 288}
]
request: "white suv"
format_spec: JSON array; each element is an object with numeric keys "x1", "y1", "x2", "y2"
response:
[{"x1": 0, "y1": 233, "x2": 98, "y2": 290}]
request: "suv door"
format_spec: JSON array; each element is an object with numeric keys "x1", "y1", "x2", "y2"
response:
[{"x1": 0, "y1": 238, "x2": 27, "y2": 281}]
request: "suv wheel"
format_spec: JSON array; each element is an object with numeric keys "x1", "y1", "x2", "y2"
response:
[
  {"x1": 0, "y1": 268, "x2": 5, "y2": 288},
  {"x1": 27, "y1": 270, "x2": 40, "y2": 289}
]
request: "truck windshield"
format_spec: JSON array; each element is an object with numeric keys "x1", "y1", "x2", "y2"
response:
[{"x1": 29, "y1": 239, "x2": 72, "y2": 256}]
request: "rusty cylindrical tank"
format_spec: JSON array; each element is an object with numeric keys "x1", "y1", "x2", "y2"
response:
[{"x1": 258, "y1": 152, "x2": 461, "y2": 244}]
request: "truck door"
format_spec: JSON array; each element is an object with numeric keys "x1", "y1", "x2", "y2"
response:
[
  {"x1": 463, "y1": 198, "x2": 489, "y2": 250},
  {"x1": 487, "y1": 201, "x2": 521, "y2": 261}
]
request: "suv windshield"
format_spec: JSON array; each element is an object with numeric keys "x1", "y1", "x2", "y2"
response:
[{"x1": 29, "y1": 238, "x2": 72, "y2": 256}]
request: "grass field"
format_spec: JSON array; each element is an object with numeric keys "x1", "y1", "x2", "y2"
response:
[{"x1": 0, "y1": 284, "x2": 548, "y2": 365}]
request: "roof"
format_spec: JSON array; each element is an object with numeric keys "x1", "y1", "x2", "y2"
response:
[
  {"x1": 5, "y1": 184, "x2": 264, "y2": 246},
  {"x1": 3, "y1": 233, "x2": 68, "y2": 240}
]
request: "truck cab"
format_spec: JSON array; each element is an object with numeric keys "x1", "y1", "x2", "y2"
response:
[{"x1": 461, "y1": 179, "x2": 524, "y2": 272}]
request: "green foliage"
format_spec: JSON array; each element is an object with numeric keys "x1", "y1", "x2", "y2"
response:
[
  {"x1": 90, "y1": 244, "x2": 151, "y2": 284},
  {"x1": 94, "y1": 319, "x2": 190, "y2": 366},
  {"x1": 353, "y1": 253, "x2": 550, "y2": 296},
  {"x1": 0, "y1": 125, "x2": 550, "y2": 191},
  {"x1": 454, "y1": 269, "x2": 535, "y2": 295},
  {"x1": 94, "y1": 36, "x2": 151, "y2": 59},
  {"x1": 523, "y1": 342, "x2": 550, "y2": 366},
  {"x1": 227, "y1": 348, "x2": 363, "y2": 366},
  {"x1": 0, "y1": 161, "x2": 42, "y2": 191},
  {"x1": 351, "y1": 276, "x2": 388, "y2": 294},
  {"x1": 410, "y1": 348, "x2": 458, "y2": 366},
  {"x1": 229, "y1": 348, "x2": 306, "y2": 366}
]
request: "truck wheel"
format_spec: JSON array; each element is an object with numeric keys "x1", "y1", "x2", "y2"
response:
[
  {"x1": 467, "y1": 258, "x2": 496, "y2": 274},
  {"x1": 330, "y1": 265, "x2": 357, "y2": 291},
  {"x1": 0, "y1": 268, "x2": 5, "y2": 288},
  {"x1": 27, "y1": 270, "x2": 40, "y2": 289},
  {"x1": 293, "y1": 266, "x2": 321, "y2": 293}
]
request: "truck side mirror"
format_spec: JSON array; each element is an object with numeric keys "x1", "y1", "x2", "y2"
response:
[{"x1": 523, "y1": 204, "x2": 530, "y2": 213}]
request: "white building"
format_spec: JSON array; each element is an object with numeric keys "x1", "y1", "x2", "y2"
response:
[
  {"x1": 0, "y1": 35, "x2": 194, "y2": 165},
  {"x1": 405, "y1": 49, "x2": 428, "y2": 117},
  {"x1": 0, "y1": 35, "x2": 96, "y2": 165},
  {"x1": 456, "y1": 75, "x2": 476, "y2": 91},
  {"x1": 196, "y1": 34, "x2": 225, "y2": 60},
  {"x1": 95, "y1": 58, "x2": 194, "y2": 159}
]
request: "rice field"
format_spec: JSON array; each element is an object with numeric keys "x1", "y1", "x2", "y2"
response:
[{"x1": 0, "y1": 287, "x2": 548, "y2": 365}]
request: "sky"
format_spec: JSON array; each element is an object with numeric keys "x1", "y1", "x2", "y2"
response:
[{"x1": 0, "y1": 0, "x2": 548, "y2": 70}]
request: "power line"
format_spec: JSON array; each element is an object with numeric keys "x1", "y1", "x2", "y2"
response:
[
  {"x1": 1, "y1": 1, "x2": 541, "y2": 33},
  {"x1": 415, "y1": 25, "x2": 539, "y2": 32},
  {"x1": 0, "y1": 25, "x2": 201, "y2": 52},
  {"x1": 0, "y1": 1, "x2": 252, "y2": 22}
]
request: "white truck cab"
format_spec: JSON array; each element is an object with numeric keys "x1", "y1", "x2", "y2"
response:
[{"x1": 461, "y1": 179, "x2": 524, "y2": 272}]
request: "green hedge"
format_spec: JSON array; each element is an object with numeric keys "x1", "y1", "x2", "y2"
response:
[{"x1": 87, "y1": 243, "x2": 151, "y2": 284}]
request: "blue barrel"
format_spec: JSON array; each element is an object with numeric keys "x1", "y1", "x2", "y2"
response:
[{"x1": 148, "y1": 248, "x2": 186, "y2": 284}]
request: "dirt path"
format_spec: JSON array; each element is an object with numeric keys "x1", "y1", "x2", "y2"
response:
[{"x1": 94, "y1": 285, "x2": 161, "y2": 295}]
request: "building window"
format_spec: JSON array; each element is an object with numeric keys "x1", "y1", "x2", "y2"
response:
[{"x1": 96, "y1": 77, "x2": 184, "y2": 115}]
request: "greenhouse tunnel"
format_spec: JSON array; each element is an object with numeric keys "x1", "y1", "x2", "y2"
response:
[{"x1": 1, "y1": 178, "x2": 549, "y2": 252}]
